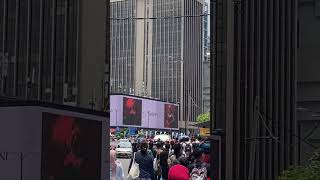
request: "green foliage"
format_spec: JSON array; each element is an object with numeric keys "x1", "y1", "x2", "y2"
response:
[
  {"x1": 138, "y1": 130, "x2": 144, "y2": 137},
  {"x1": 117, "y1": 132, "x2": 124, "y2": 139},
  {"x1": 196, "y1": 112, "x2": 210, "y2": 123},
  {"x1": 279, "y1": 149, "x2": 320, "y2": 180},
  {"x1": 279, "y1": 167, "x2": 320, "y2": 180},
  {"x1": 309, "y1": 149, "x2": 320, "y2": 173}
]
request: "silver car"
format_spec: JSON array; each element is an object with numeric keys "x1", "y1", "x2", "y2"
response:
[{"x1": 116, "y1": 142, "x2": 133, "y2": 158}]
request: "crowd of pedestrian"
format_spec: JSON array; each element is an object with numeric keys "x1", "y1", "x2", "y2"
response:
[{"x1": 121, "y1": 137, "x2": 211, "y2": 180}]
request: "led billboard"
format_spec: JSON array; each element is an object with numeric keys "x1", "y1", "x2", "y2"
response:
[
  {"x1": 123, "y1": 97, "x2": 142, "y2": 126},
  {"x1": 0, "y1": 104, "x2": 108, "y2": 180},
  {"x1": 42, "y1": 113, "x2": 102, "y2": 180},
  {"x1": 164, "y1": 104, "x2": 179, "y2": 129},
  {"x1": 110, "y1": 95, "x2": 179, "y2": 130}
]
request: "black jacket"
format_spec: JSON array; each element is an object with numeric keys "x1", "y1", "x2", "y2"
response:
[
  {"x1": 129, "y1": 151, "x2": 155, "y2": 180},
  {"x1": 159, "y1": 150, "x2": 169, "y2": 168}
]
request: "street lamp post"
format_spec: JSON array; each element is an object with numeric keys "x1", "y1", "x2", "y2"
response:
[
  {"x1": 115, "y1": 109, "x2": 118, "y2": 126},
  {"x1": 148, "y1": 111, "x2": 150, "y2": 128},
  {"x1": 169, "y1": 56, "x2": 184, "y2": 133}
]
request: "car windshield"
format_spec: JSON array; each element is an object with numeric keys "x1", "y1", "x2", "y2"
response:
[
  {"x1": 118, "y1": 142, "x2": 132, "y2": 148},
  {"x1": 119, "y1": 139, "x2": 129, "y2": 142}
]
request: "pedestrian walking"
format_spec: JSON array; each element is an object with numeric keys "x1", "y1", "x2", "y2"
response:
[
  {"x1": 129, "y1": 142, "x2": 155, "y2": 180},
  {"x1": 168, "y1": 156, "x2": 190, "y2": 180},
  {"x1": 110, "y1": 150, "x2": 125, "y2": 180},
  {"x1": 154, "y1": 142, "x2": 163, "y2": 180},
  {"x1": 149, "y1": 141, "x2": 157, "y2": 158},
  {"x1": 160, "y1": 144, "x2": 171, "y2": 180},
  {"x1": 188, "y1": 148, "x2": 210, "y2": 180},
  {"x1": 168, "y1": 144, "x2": 183, "y2": 167}
]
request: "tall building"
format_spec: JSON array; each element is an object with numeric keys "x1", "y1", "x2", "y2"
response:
[
  {"x1": 202, "y1": 1, "x2": 210, "y2": 113},
  {"x1": 297, "y1": 0, "x2": 320, "y2": 165},
  {"x1": 212, "y1": 0, "x2": 297, "y2": 179},
  {"x1": 0, "y1": 0, "x2": 106, "y2": 110},
  {"x1": 110, "y1": 0, "x2": 204, "y2": 130},
  {"x1": 110, "y1": 0, "x2": 136, "y2": 96}
]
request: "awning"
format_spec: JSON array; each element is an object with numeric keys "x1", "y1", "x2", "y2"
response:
[{"x1": 193, "y1": 121, "x2": 210, "y2": 128}]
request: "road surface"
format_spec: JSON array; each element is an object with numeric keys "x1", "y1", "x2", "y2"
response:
[{"x1": 118, "y1": 157, "x2": 131, "y2": 178}]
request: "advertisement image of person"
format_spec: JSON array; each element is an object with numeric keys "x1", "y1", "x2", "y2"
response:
[
  {"x1": 123, "y1": 97, "x2": 142, "y2": 126},
  {"x1": 164, "y1": 104, "x2": 178, "y2": 129},
  {"x1": 42, "y1": 113, "x2": 102, "y2": 180}
]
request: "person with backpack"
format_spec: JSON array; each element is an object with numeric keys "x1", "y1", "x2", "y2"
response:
[
  {"x1": 188, "y1": 148, "x2": 210, "y2": 180},
  {"x1": 159, "y1": 144, "x2": 171, "y2": 180}
]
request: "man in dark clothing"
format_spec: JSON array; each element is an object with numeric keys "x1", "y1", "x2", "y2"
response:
[
  {"x1": 159, "y1": 144, "x2": 170, "y2": 180},
  {"x1": 149, "y1": 141, "x2": 157, "y2": 158},
  {"x1": 128, "y1": 142, "x2": 155, "y2": 180}
]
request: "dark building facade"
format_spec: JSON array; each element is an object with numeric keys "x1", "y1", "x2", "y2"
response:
[
  {"x1": 297, "y1": 0, "x2": 320, "y2": 165},
  {"x1": 0, "y1": 0, "x2": 106, "y2": 110},
  {"x1": 212, "y1": 0, "x2": 298, "y2": 179}
]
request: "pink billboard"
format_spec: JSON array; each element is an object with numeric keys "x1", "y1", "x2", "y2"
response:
[{"x1": 110, "y1": 95, "x2": 179, "y2": 130}]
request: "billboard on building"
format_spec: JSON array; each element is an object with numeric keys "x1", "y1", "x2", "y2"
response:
[
  {"x1": 123, "y1": 97, "x2": 142, "y2": 126},
  {"x1": 41, "y1": 113, "x2": 102, "y2": 180},
  {"x1": 110, "y1": 95, "x2": 179, "y2": 130},
  {"x1": 0, "y1": 103, "x2": 108, "y2": 180},
  {"x1": 164, "y1": 104, "x2": 179, "y2": 129}
]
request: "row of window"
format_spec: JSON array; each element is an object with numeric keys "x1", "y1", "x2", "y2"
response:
[
  {"x1": 0, "y1": 0, "x2": 79, "y2": 103},
  {"x1": 110, "y1": 0, "x2": 137, "y2": 94}
]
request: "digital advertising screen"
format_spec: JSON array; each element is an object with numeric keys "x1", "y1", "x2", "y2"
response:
[
  {"x1": 110, "y1": 95, "x2": 179, "y2": 130},
  {"x1": 41, "y1": 112, "x2": 102, "y2": 180},
  {"x1": 164, "y1": 104, "x2": 179, "y2": 129},
  {"x1": 123, "y1": 97, "x2": 142, "y2": 126}
]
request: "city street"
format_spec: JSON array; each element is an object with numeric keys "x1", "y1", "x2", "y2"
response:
[{"x1": 118, "y1": 157, "x2": 131, "y2": 178}]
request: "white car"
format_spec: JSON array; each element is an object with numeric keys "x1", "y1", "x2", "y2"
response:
[
  {"x1": 116, "y1": 142, "x2": 133, "y2": 158},
  {"x1": 154, "y1": 134, "x2": 171, "y2": 142},
  {"x1": 118, "y1": 139, "x2": 130, "y2": 143}
]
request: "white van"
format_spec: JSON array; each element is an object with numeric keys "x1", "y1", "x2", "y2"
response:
[{"x1": 154, "y1": 134, "x2": 171, "y2": 142}]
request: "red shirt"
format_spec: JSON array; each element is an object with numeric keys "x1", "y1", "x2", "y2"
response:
[
  {"x1": 202, "y1": 154, "x2": 210, "y2": 164},
  {"x1": 168, "y1": 164, "x2": 190, "y2": 180}
]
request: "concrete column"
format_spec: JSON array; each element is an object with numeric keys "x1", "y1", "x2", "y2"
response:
[
  {"x1": 135, "y1": 0, "x2": 146, "y2": 96},
  {"x1": 78, "y1": 0, "x2": 106, "y2": 110}
]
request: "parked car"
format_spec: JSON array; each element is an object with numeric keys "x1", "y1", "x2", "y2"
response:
[{"x1": 116, "y1": 141, "x2": 133, "y2": 158}]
